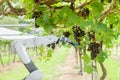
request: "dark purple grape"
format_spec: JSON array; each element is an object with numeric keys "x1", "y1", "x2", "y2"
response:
[
  {"x1": 72, "y1": 26, "x2": 85, "y2": 44},
  {"x1": 108, "y1": 0, "x2": 112, "y2": 3},
  {"x1": 63, "y1": 31, "x2": 71, "y2": 38},
  {"x1": 101, "y1": 0, "x2": 104, "y2": 3},
  {"x1": 34, "y1": 0, "x2": 39, "y2": 3},
  {"x1": 88, "y1": 42, "x2": 100, "y2": 59}
]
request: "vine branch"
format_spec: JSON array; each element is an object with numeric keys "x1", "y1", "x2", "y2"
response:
[
  {"x1": 6, "y1": 0, "x2": 19, "y2": 15},
  {"x1": 99, "y1": 41, "x2": 107, "y2": 80},
  {"x1": 70, "y1": 0, "x2": 76, "y2": 10},
  {"x1": 99, "y1": 63, "x2": 107, "y2": 80},
  {"x1": 99, "y1": 0, "x2": 117, "y2": 22},
  {"x1": 0, "y1": 1, "x2": 4, "y2": 6},
  {"x1": 0, "y1": 0, "x2": 26, "y2": 15},
  {"x1": 75, "y1": 0, "x2": 94, "y2": 10}
]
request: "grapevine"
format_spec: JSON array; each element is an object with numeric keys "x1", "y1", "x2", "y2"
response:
[
  {"x1": 1, "y1": 0, "x2": 119, "y2": 80},
  {"x1": 72, "y1": 26, "x2": 85, "y2": 75},
  {"x1": 34, "y1": 0, "x2": 39, "y2": 3}
]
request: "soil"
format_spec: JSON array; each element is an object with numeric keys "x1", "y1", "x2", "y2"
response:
[
  {"x1": 57, "y1": 48, "x2": 91, "y2": 80},
  {"x1": 0, "y1": 62, "x2": 23, "y2": 73}
]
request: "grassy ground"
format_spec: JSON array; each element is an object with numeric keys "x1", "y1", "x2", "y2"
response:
[
  {"x1": 105, "y1": 57, "x2": 120, "y2": 80},
  {"x1": 0, "y1": 46, "x2": 70, "y2": 80},
  {"x1": 97, "y1": 56, "x2": 120, "y2": 80}
]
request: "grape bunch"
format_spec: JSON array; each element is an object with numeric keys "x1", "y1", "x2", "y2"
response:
[
  {"x1": 78, "y1": 7, "x2": 90, "y2": 19},
  {"x1": 32, "y1": 12, "x2": 39, "y2": 28},
  {"x1": 63, "y1": 31, "x2": 71, "y2": 38},
  {"x1": 32, "y1": 11, "x2": 39, "y2": 18},
  {"x1": 100, "y1": 0, "x2": 104, "y2": 3},
  {"x1": 34, "y1": 0, "x2": 39, "y2": 3},
  {"x1": 51, "y1": 43, "x2": 55, "y2": 49},
  {"x1": 88, "y1": 42, "x2": 100, "y2": 59},
  {"x1": 110, "y1": 24, "x2": 113, "y2": 29},
  {"x1": 88, "y1": 31, "x2": 95, "y2": 41},
  {"x1": 32, "y1": 11, "x2": 42, "y2": 28},
  {"x1": 108, "y1": 0, "x2": 112, "y2": 3},
  {"x1": 72, "y1": 26, "x2": 85, "y2": 44},
  {"x1": 47, "y1": 43, "x2": 56, "y2": 49},
  {"x1": 87, "y1": 31, "x2": 99, "y2": 59}
]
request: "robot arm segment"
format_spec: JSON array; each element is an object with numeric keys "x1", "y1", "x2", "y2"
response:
[
  {"x1": 11, "y1": 35, "x2": 77, "y2": 80},
  {"x1": 11, "y1": 35, "x2": 59, "y2": 80}
]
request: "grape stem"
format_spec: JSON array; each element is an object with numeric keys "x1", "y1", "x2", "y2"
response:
[
  {"x1": 70, "y1": 0, "x2": 75, "y2": 10},
  {"x1": 99, "y1": 41, "x2": 107, "y2": 80},
  {"x1": 100, "y1": 63, "x2": 107, "y2": 80}
]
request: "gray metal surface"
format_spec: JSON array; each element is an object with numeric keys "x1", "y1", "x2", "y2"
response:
[
  {"x1": 24, "y1": 60, "x2": 38, "y2": 73},
  {"x1": 24, "y1": 70, "x2": 42, "y2": 80},
  {"x1": 0, "y1": 24, "x2": 31, "y2": 27},
  {"x1": 11, "y1": 35, "x2": 59, "y2": 53}
]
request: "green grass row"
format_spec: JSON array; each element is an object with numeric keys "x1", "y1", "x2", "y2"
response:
[{"x1": 97, "y1": 56, "x2": 120, "y2": 80}]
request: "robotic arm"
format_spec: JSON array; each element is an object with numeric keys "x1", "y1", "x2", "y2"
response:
[{"x1": 11, "y1": 35, "x2": 77, "y2": 80}]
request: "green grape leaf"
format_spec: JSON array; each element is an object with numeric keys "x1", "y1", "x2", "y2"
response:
[
  {"x1": 23, "y1": 0, "x2": 35, "y2": 11},
  {"x1": 91, "y1": 2, "x2": 104, "y2": 17},
  {"x1": 35, "y1": 4, "x2": 48, "y2": 11},
  {"x1": 56, "y1": 6, "x2": 81, "y2": 27},
  {"x1": 43, "y1": 12, "x2": 50, "y2": 24},
  {"x1": 96, "y1": 54, "x2": 105, "y2": 64},
  {"x1": 49, "y1": 17, "x2": 55, "y2": 25},
  {"x1": 22, "y1": 0, "x2": 35, "y2": 18},
  {"x1": 80, "y1": 20, "x2": 94, "y2": 29},
  {"x1": 93, "y1": 22, "x2": 108, "y2": 32},
  {"x1": 84, "y1": 64, "x2": 94, "y2": 74},
  {"x1": 96, "y1": 50, "x2": 108, "y2": 63},
  {"x1": 66, "y1": 10, "x2": 81, "y2": 27},
  {"x1": 36, "y1": 17, "x2": 43, "y2": 26},
  {"x1": 44, "y1": 25, "x2": 53, "y2": 33},
  {"x1": 82, "y1": 54, "x2": 91, "y2": 64},
  {"x1": 106, "y1": 14, "x2": 119, "y2": 24},
  {"x1": 52, "y1": 2, "x2": 69, "y2": 7}
]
